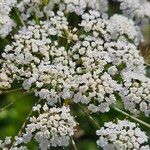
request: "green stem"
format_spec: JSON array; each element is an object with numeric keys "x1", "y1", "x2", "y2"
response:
[
  {"x1": 10, "y1": 99, "x2": 42, "y2": 148},
  {"x1": 1, "y1": 38, "x2": 11, "y2": 44},
  {"x1": 0, "y1": 92, "x2": 31, "y2": 112},
  {"x1": 42, "y1": 0, "x2": 48, "y2": 6},
  {"x1": 78, "y1": 104, "x2": 100, "y2": 129},
  {"x1": 34, "y1": 13, "x2": 40, "y2": 25},
  {"x1": 112, "y1": 107, "x2": 150, "y2": 129},
  {"x1": 71, "y1": 138, "x2": 78, "y2": 150},
  {"x1": 0, "y1": 88, "x2": 22, "y2": 94},
  {"x1": 14, "y1": 8, "x2": 25, "y2": 26},
  {"x1": 17, "y1": 98, "x2": 42, "y2": 136}
]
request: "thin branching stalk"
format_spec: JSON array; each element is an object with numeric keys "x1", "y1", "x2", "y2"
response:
[
  {"x1": 112, "y1": 107, "x2": 150, "y2": 129},
  {"x1": 71, "y1": 137, "x2": 78, "y2": 150},
  {"x1": 1, "y1": 38, "x2": 11, "y2": 44},
  {"x1": 18, "y1": 99, "x2": 42, "y2": 136},
  {"x1": 0, "y1": 92, "x2": 31, "y2": 113},
  {"x1": 10, "y1": 99, "x2": 42, "y2": 148},
  {"x1": 14, "y1": 8, "x2": 26, "y2": 26},
  {"x1": 42, "y1": 0, "x2": 48, "y2": 6},
  {"x1": 18, "y1": 107, "x2": 33, "y2": 136},
  {"x1": 78, "y1": 104, "x2": 100, "y2": 129},
  {"x1": 34, "y1": 13, "x2": 40, "y2": 25},
  {"x1": 0, "y1": 88, "x2": 22, "y2": 95}
]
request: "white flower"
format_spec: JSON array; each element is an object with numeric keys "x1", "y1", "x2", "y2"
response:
[
  {"x1": 108, "y1": 66, "x2": 118, "y2": 76},
  {"x1": 17, "y1": 0, "x2": 108, "y2": 20},
  {"x1": 0, "y1": 0, "x2": 17, "y2": 15},
  {"x1": 0, "y1": 15, "x2": 16, "y2": 38},
  {"x1": 0, "y1": 0, "x2": 17, "y2": 37},
  {"x1": 121, "y1": 72, "x2": 150, "y2": 117},
  {"x1": 106, "y1": 14, "x2": 139, "y2": 44},
  {"x1": 96, "y1": 119, "x2": 149, "y2": 150},
  {"x1": 115, "y1": 0, "x2": 150, "y2": 24},
  {"x1": 0, "y1": 0, "x2": 150, "y2": 150},
  {"x1": 2, "y1": 20, "x2": 76, "y2": 105},
  {"x1": 1, "y1": 0, "x2": 148, "y2": 115},
  {"x1": 0, "y1": 136, "x2": 28, "y2": 150},
  {"x1": 0, "y1": 71, "x2": 12, "y2": 90},
  {"x1": 21, "y1": 104, "x2": 77, "y2": 149}
]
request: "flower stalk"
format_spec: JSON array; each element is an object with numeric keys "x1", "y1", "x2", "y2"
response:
[
  {"x1": 78, "y1": 104, "x2": 100, "y2": 129},
  {"x1": 112, "y1": 107, "x2": 150, "y2": 129}
]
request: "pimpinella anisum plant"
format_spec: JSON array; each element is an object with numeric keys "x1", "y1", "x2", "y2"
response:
[{"x1": 0, "y1": 0, "x2": 150, "y2": 149}]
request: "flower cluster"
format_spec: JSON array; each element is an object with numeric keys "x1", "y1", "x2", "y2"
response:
[
  {"x1": 17, "y1": 0, "x2": 108, "y2": 21},
  {"x1": 0, "y1": 0, "x2": 150, "y2": 149},
  {"x1": 21, "y1": 104, "x2": 77, "y2": 149},
  {"x1": 96, "y1": 119, "x2": 150, "y2": 150},
  {"x1": 106, "y1": 14, "x2": 139, "y2": 45},
  {"x1": 0, "y1": 136, "x2": 27, "y2": 150},
  {"x1": 53, "y1": 0, "x2": 108, "y2": 15},
  {"x1": 0, "y1": 105, "x2": 76, "y2": 149},
  {"x1": 1, "y1": 2, "x2": 148, "y2": 114},
  {"x1": 115, "y1": 0, "x2": 150, "y2": 24},
  {"x1": 17, "y1": 0, "x2": 43, "y2": 21},
  {"x1": 69, "y1": 34, "x2": 122, "y2": 112},
  {"x1": 1, "y1": 17, "x2": 76, "y2": 105},
  {"x1": 0, "y1": 71, "x2": 12, "y2": 91},
  {"x1": 104, "y1": 40, "x2": 145, "y2": 74},
  {"x1": 0, "y1": 0, "x2": 17, "y2": 37},
  {"x1": 121, "y1": 72, "x2": 150, "y2": 117}
]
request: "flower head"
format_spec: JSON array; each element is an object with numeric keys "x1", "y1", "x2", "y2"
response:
[
  {"x1": 22, "y1": 104, "x2": 77, "y2": 149},
  {"x1": 96, "y1": 119, "x2": 150, "y2": 150}
]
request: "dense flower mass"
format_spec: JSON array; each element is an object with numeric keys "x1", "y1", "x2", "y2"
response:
[
  {"x1": 0, "y1": 0, "x2": 150, "y2": 149},
  {"x1": 0, "y1": 0, "x2": 17, "y2": 37},
  {"x1": 0, "y1": 71, "x2": 12, "y2": 90},
  {"x1": 121, "y1": 72, "x2": 150, "y2": 117},
  {"x1": 96, "y1": 119, "x2": 150, "y2": 150},
  {"x1": 115, "y1": 0, "x2": 150, "y2": 24},
  {"x1": 0, "y1": 105, "x2": 77, "y2": 150},
  {"x1": 21, "y1": 104, "x2": 77, "y2": 149},
  {"x1": 17, "y1": 0, "x2": 108, "y2": 20},
  {"x1": 1, "y1": 6, "x2": 148, "y2": 113},
  {"x1": 107, "y1": 14, "x2": 140, "y2": 45},
  {"x1": 0, "y1": 136, "x2": 27, "y2": 150},
  {"x1": 1, "y1": 13, "x2": 81, "y2": 105}
]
